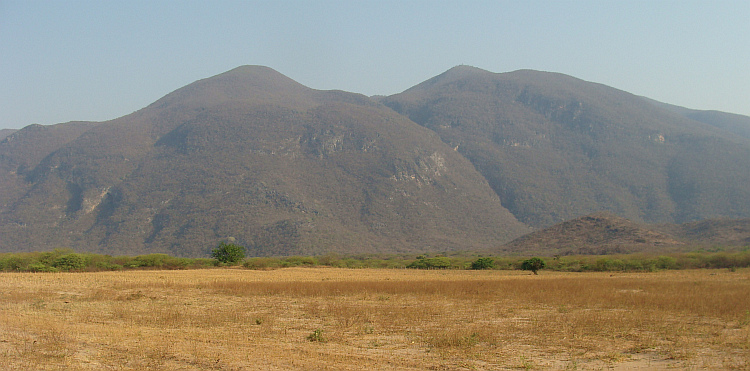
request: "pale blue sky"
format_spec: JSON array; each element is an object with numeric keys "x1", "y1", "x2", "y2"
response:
[{"x1": 1, "y1": 0, "x2": 748, "y2": 129}]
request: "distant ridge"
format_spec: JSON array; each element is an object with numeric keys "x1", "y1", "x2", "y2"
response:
[
  {"x1": 645, "y1": 98, "x2": 750, "y2": 140},
  {"x1": 654, "y1": 218, "x2": 750, "y2": 247}
]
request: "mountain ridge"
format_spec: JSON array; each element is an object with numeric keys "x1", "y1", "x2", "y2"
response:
[
  {"x1": 644, "y1": 97, "x2": 750, "y2": 140},
  {"x1": 2, "y1": 65, "x2": 749, "y2": 257},
  {"x1": 0, "y1": 66, "x2": 528, "y2": 257},
  {"x1": 383, "y1": 66, "x2": 750, "y2": 227}
]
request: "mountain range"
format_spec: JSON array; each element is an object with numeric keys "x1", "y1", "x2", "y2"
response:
[{"x1": 2, "y1": 66, "x2": 749, "y2": 257}]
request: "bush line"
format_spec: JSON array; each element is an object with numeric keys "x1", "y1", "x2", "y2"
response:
[{"x1": 0, "y1": 248, "x2": 748, "y2": 273}]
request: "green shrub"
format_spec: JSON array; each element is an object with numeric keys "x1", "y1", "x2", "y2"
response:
[
  {"x1": 52, "y1": 253, "x2": 86, "y2": 271},
  {"x1": 190, "y1": 258, "x2": 219, "y2": 268},
  {"x1": 593, "y1": 258, "x2": 625, "y2": 271},
  {"x1": 95, "y1": 261, "x2": 123, "y2": 271},
  {"x1": 244, "y1": 257, "x2": 282, "y2": 269},
  {"x1": 26, "y1": 262, "x2": 57, "y2": 272},
  {"x1": 282, "y1": 256, "x2": 317, "y2": 267},
  {"x1": 211, "y1": 242, "x2": 246, "y2": 265},
  {"x1": 471, "y1": 257, "x2": 495, "y2": 270},
  {"x1": 307, "y1": 329, "x2": 326, "y2": 342},
  {"x1": 126, "y1": 254, "x2": 168, "y2": 268},
  {"x1": 38, "y1": 248, "x2": 74, "y2": 266},
  {"x1": 407, "y1": 256, "x2": 451, "y2": 269},
  {"x1": 655, "y1": 255, "x2": 677, "y2": 269},
  {"x1": 340, "y1": 258, "x2": 363, "y2": 268},
  {"x1": 0, "y1": 254, "x2": 34, "y2": 271},
  {"x1": 317, "y1": 253, "x2": 341, "y2": 267},
  {"x1": 521, "y1": 257, "x2": 546, "y2": 275}
]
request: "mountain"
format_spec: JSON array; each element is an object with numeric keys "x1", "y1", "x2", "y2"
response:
[
  {"x1": 501, "y1": 212, "x2": 684, "y2": 256},
  {"x1": 383, "y1": 66, "x2": 750, "y2": 228},
  {"x1": 0, "y1": 129, "x2": 16, "y2": 140},
  {"x1": 0, "y1": 66, "x2": 528, "y2": 257},
  {"x1": 654, "y1": 218, "x2": 750, "y2": 247},
  {"x1": 3, "y1": 65, "x2": 750, "y2": 257},
  {"x1": 0, "y1": 122, "x2": 101, "y2": 219},
  {"x1": 645, "y1": 98, "x2": 750, "y2": 140}
]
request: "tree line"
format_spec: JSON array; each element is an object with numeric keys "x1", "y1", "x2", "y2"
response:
[{"x1": 1, "y1": 243, "x2": 748, "y2": 273}]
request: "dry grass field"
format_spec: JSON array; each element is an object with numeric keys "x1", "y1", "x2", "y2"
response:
[{"x1": 0, "y1": 268, "x2": 748, "y2": 370}]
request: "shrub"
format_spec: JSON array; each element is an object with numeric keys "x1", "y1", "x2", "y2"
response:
[
  {"x1": 191, "y1": 258, "x2": 219, "y2": 268},
  {"x1": 307, "y1": 329, "x2": 326, "y2": 342},
  {"x1": 407, "y1": 256, "x2": 451, "y2": 269},
  {"x1": 244, "y1": 257, "x2": 281, "y2": 269},
  {"x1": 317, "y1": 253, "x2": 341, "y2": 267},
  {"x1": 126, "y1": 254, "x2": 169, "y2": 268},
  {"x1": 52, "y1": 253, "x2": 86, "y2": 271},
  {"x1": 521, "y1": 257, "x2": 546, "y2": 275},
  {"x1": 471, "y1": 257, "x2": 495, "y2": 270},
  {"x1": 593, "y1": 257, "x2": 625, "y2": 271},
  {"x1": 211, "y1": 242, "x2": 246, "y2": 265},
  {"x1": 0, "y1": 254, "x2": 34, "y2": 271},
  {"x1": 95, "y1": 261, "x2": 123, "y2": 271},
  {"x1": 282, "y1": 256, "x2": 317, "y2": 267},
  {"x1": 655, "y1": 255, "x2": 677, "y2": 270},
  {"x1": 26, "y1": 262, "x2": 57, "y2": 272}
]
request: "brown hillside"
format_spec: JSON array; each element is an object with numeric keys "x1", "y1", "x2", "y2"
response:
[
  {"x1": 384, "y1": 66, "x2": 750, "y2": 228},
  {"x1": 501, "y1": 212, "x2": 683, "y2": 256},
  {"x1": 0, "y1": 66, "x2": 527, "y2": 257},
  {"x1": 0, "y1": 129, "x2": 16, "y2": 140},
  {"x1": 4, "y1": 65, "x2": 750, "y2": 257},
  {"x1": 655, "y1": 218, "x2": 750, "y2": 247}
]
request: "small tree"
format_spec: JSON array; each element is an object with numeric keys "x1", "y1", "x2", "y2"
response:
[
  {"x1": 211, "y1": 242, "x2": 246, "y2": 265},
  {"x1": 471, "y1": 257, "x2": 495, "y2": 270},
  {"x1": 521, "y1": 257, "x2": 546, "y2": 275}
]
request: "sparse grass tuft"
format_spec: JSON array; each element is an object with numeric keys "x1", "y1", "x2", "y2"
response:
[{"x1": 307, "y1": 329, "x2": 326, "y2": 342}]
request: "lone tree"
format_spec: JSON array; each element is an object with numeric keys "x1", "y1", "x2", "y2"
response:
[
  {"x1": 211, "y1": 242, "x2": 246, "y2": 265},
  {"x1": 521, "y1": 257, "x2": 546, "y2": 275}
]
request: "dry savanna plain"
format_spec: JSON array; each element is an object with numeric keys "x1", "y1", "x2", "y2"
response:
[{"x1": 1, "y1": 267, "x2": 749, "y2": 370}]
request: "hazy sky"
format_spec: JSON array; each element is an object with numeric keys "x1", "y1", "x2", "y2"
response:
[{"x1": 1, "y1": 0, "x2": 749, "y2": 130}]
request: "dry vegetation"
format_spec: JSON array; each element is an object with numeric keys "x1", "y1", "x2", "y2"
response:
[{"x1": 0, "y1": 268, "x2": 748, "y2": 370}]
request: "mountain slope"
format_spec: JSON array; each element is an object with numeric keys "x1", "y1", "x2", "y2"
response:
[
  {"x1": 646, "y1": 98, "x2": 750, "y2": 140},
  {"x1": 0, "y1": 129, "x2": 16, "y2": 140},
  {"x1": 0, "y1": 121, "x2": 100, "y2": 217},
  {"x1": 3, "y1": 65, "x2": 750, "y2": 257},
  {"x1": 383, "y1": 66, "x2": 750, "y2": 227},
  {"x1": 501, "y1": 212, "x2": 684, "y2": 256},
  {"x1": 0, "y1": 66, "x2": 527, "y2": 256},
  {"x1": 654, "y1": 218, "x2": 750, "y2": 247}
]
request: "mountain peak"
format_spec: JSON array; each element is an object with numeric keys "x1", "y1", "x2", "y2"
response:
[
  {"x1": 430, "y1": 65, "x2": 492, "y2": 83},
  {"x1": 443, "y1": 64, "x2": 491, "y2": 75},
  {"x1": 214, "y1": 65, "x2": 302, "y2": 89},
  {"x1": 148, "y1": 65, "x2": 314, "y2": 110}
]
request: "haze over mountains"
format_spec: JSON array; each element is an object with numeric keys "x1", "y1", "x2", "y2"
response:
[{"x1": 2, "y1": 66, "x2": 749, "y2": 257}]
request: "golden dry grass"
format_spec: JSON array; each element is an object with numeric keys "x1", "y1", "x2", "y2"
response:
[{"x1": 0, "y1": 268, "x2": 748, "y2": 370}]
